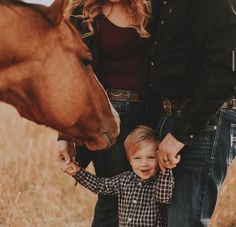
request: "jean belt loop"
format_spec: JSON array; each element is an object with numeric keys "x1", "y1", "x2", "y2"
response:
[
  {"x1": 228, "y1": 99, "x2": 234, "y2": 109},
  {"x1": 125, "y1": 90, "x2": 131, "y2": 112}
]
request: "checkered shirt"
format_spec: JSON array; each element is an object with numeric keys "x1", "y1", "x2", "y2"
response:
[{"x1": 74, "y1": 169, "x2": 174, "y2": 227}]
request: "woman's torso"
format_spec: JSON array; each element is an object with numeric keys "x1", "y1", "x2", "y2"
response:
[{"x1": 93, "y1": 14, "x2": 149, "y2": 92}]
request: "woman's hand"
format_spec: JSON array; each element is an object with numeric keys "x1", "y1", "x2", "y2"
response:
[
  {"x1": 57, "y1": 140, "x2": 76, "y2": 164},
  {"x1": 58, "y1": 160, "x2": 81, "y2": 176}
]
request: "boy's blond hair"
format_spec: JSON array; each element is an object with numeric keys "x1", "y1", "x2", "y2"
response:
[{"x1": 124, "y1": 125, "x2": 159, "y2": 159}]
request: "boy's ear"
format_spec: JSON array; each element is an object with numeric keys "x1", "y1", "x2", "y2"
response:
[{"x1": 128, "y1": 158, "x2": 132, "y2": 166}]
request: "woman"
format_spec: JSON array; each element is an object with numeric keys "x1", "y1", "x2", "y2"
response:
[{"x1": 58, "y1": 0, "x2": 156, "y2": 226}]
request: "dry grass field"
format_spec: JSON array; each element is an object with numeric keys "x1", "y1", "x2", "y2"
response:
[{"x1": 0, "y1": 103, "x2": 235, "y2": 227}]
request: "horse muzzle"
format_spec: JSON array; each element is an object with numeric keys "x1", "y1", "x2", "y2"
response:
[{"x1": 83, "y1": 126, "x2": 120, "y2": 151}]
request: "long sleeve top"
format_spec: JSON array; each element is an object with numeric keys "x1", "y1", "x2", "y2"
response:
[
  {"x1": 150, "y1": 0, "x2": 236, "y2": 144},
  {"x1": 74, "y1": 169, "x2": 174, "y2": 227}
]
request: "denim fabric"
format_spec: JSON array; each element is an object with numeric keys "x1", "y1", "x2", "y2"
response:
[
  {"x1": 156, "y1": 106, "x2": 236, "y2": 227},
  {"x1": 76, "y1": 99, "x2": 147, "y2": 227}
]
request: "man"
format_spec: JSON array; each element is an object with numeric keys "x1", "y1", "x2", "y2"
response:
[{"x1": 150, "y1": 0, "x2": 236, "y2": 226}]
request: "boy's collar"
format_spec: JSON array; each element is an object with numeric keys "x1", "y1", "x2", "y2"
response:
[{"x1": 131, "y1": 171, "x2": 158, "y2": 184}]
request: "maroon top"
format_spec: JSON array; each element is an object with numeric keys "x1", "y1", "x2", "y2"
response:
[{"x1": 94, "y1": 14, "x2": 149, "y2": 92}]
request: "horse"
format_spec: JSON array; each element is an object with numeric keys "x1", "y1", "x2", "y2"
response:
[{"x1": 0, "y1": 0, "x2": 120, "y2": 151}]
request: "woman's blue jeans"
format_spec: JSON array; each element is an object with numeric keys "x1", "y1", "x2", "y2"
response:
[
  {"x1": 76, "y1": 99, "x2": 147, "y2": 227},
  {"x1": 156, "y1": 106, "x2": 236, "y2": 227}
]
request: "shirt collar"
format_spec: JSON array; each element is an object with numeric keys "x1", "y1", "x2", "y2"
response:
[{"x1": 130, "y1": 171, "x2": 158, "y2": 185}]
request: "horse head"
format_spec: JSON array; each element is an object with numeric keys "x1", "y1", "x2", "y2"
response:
[{"x1": 0, "y1": 0, "x2": 120, "y2": 151}]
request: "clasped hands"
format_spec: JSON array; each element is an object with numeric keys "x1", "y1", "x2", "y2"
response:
[
  {"x1": 57, "y1": 140, "x2": 80, "y2": 176},
  {"x1": 57, "y1": 132, "x2": 184, "y2": 175},
  {"x1": 157, "y1": 133, "x2": 184, "y2": 172}
]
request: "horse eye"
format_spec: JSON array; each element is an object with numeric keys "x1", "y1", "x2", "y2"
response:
[{"x1": 81, "y1": 56, "x2": 93, "y2": 66}]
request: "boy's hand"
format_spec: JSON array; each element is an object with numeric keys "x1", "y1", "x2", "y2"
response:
[
  {"x1": 58, "y1": 160, "x2": 80, "y2": 176},
  {"x1": 158, "y1": 154, "x2": 181, "y2": 170}
]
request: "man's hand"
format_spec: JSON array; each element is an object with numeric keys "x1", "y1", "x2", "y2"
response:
[
  {"x1": 157, "y1": 133, "x2": 184, "y2": 172},
  {"x1": 57, "y1": 140, "x2": 76, "y2": 164}
]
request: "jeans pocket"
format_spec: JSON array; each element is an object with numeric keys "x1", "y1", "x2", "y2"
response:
[
  {"x1": 198, "y1": 125, "x2": 218, "y2": 146},
  {"x1": 229, "y1": 123, "x2": 236, "y2": 163},
  {"x1": 185, "y1": 124, "x2": 218, "y2": 165}
]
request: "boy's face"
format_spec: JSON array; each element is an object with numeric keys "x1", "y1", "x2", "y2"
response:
[{"x1": 129, "y1": 143, "x2": 159, "y2": 181}]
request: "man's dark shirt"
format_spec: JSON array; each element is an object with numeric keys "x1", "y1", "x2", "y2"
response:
[{"x1": 150, "y1": 0, "x2": 236, "y2": 144}]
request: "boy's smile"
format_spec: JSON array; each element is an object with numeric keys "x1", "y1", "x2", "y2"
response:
[{"x1": 129, "y1": 143, "x2": 159, "y2": 181}]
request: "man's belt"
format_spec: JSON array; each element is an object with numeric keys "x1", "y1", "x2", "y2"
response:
[
  {"x1": 161, "y1": 97, "x2": 189, "y2": 115},
  {"x1": 106, "y1": 89, "x2": 142, "y2": 102},
  {"x1": 161, "y1": 97, "x2": 236, "y2": 116}
]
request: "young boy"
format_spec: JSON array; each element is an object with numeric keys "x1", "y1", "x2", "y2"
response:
[{"x1": 58, "y1": 125, "x2": 175, "y2": 227}]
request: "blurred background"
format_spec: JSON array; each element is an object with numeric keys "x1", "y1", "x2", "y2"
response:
[{"x1": 0, "y1": 104, "x2": 235, "y2": 227}]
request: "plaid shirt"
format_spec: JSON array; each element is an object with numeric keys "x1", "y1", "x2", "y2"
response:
[{"x1": 74, "y1": 169, "x2": 174, "y2": 227}]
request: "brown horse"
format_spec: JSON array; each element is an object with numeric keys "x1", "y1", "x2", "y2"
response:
[{"x1": 0, "y1": 0, "x2": 120, "y2": 151}]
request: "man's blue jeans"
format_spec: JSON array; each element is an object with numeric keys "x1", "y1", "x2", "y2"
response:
[{"x1": 156, "y1": 106, "x2": 236, "y2": 227}]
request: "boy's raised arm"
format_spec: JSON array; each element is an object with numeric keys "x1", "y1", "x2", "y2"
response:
[
  {"x1": 155, "y1": 170, "x2": 175, "y2": 204},
  {"x1": 73, "y1": 169, "x2": 122, "y2": 196}
]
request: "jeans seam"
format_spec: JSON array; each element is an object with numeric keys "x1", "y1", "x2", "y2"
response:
[
  {"x1": 229, "y1": 123, "x2": 236, "y2": 162},
  {"x1": 159, "y1": 116, "x2": 168, "y2": 139},
  {"x1": 210, "y1": 110, "x2": 223, "y2": 160},
  {"x1": 197, "y1": 169, "x2": 210, "y2": 219}
]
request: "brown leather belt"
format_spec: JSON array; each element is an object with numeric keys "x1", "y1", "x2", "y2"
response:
[
  {"x1": 106, "y1": 89, "x2": 142, "y2": 102},
  {"x1": 161, "y1": 97, "x2": 236, "y2": 116}
]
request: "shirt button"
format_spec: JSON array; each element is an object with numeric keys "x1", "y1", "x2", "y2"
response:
[
  {"x1": 133, "y1": 200, "x2": 137, "y2": 204},
  {"x1": 150, "y1": 62, "x2": 155, "y2": 66},
  {"x1": 161, "y1": 20, "x2": 164, "y2": 25},
  {"x1": 154, "y1": 41, "x2": 158, "y2": 46},
  {"x1": 189, "y1": 134, "x2": 194, "y2": 139},
  {"x1": 169, "y1": 8, "x2": 172, "y2": 14},
  {"x1": 163, "y1": 0, "x2": 167, "y2": 4}
]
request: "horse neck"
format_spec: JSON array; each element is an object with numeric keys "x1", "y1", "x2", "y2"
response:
[
  {"x1": 0, "y1": 3, "x2": 48, "y2": 103},
  {"x1": 0, "y1": 1, "x2": 52, "y2": 51},
  {"x1": 0, "y1": 2, "x2": 56, "y2": 76}
]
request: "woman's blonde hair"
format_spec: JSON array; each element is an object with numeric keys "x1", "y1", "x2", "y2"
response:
[
  {"x1": 67, "y1": 0, "x2": 151, "y2": 38},
  {"x1": 124, "y1": 125, "x2": 159, "y2": 159}
]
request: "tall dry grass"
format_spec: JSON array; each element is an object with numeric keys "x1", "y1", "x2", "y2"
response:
[{"x1": 0, "y1": 103, "x2": 235, "y2": 227}]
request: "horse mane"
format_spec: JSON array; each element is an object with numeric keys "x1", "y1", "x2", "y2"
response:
[
  {"x1": 0, "y1": 0, "x2": 30, "y2": 7},
  {"x1": 0, "y1": 0, "x2": 44, "y2": 18},
  {"x1": 0, "y1": 0, "x2": 61, "y2": 26}
]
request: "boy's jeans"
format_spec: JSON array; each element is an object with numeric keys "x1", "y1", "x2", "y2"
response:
[{"x1": 156, "y1": 106, "x2": 236, "y2": 227}]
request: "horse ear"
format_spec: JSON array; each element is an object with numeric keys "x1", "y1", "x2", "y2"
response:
[{"x1": 37, "y1": 0, "x2": 69, "y2": 25}]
